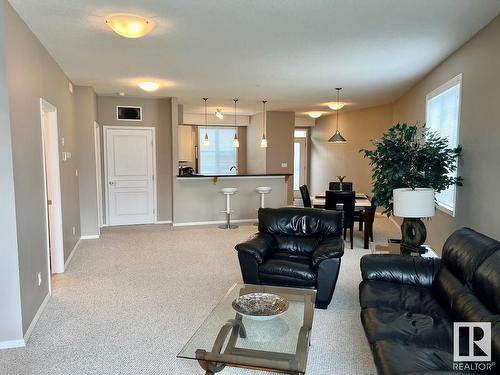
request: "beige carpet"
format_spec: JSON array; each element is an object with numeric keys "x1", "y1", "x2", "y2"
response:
[{"x1": 0, "y1": 216, "x2": 399, "y2": 375}]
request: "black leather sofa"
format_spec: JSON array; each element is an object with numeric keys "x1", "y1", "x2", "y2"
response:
[
  {"x1": 359, "y1": 227, "x2": 500, "y2": 374},
  {"x1": 235, "y1": 207, "x2": 344, "y2": 309}
]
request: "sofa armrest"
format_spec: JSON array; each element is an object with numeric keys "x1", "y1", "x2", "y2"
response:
[
  {"x1": 235, "y1": 232, "x2": 277, "y2": 264},
  {"x1": 360, "y1": 254, "x2": 441, "y2": 288},
  {"x1": 312, "y1": 237, "x2": 344, "y2": 268}
]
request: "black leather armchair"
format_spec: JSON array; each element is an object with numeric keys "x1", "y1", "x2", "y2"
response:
[
  {"x1": 359, "y1": 228, "x2": 500, "y2": 374},
  {"x1": 235, "y1": 207, "x2": 344, "y2": 309}
]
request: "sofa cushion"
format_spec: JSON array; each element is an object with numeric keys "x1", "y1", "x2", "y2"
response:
[
  {"x1": 371, "y1": 340, "x2": 453, "y2": 375},
  {"x1": 360, "y1": 280, "x2": 449, "y2": 318},
  {"x1": 361, "y1": 308, "x2": 452, "y2": 351},
  {"x1": 442, "y1": 227, "x2": 500, "y2": 285},
  {"x1": 259, "y1": 257, "x2": 316, "y2": 287},
  {"x1": 258, "y1": 207, "x2": 343, "y2": 238},
  {"x1": 272, "y1": 234, "x2": 321, "y2": 255},
  {"x1": 472, "y1": 251, "x2": 500, "y2": 314},
  {"x1": 433, "y1": 267, "x2": 499, "y2": 322}
]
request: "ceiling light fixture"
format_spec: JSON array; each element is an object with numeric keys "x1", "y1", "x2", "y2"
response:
[
  {"x1": 260, "y1": 100, "x2": 268, "y2": 148},
  {"x1": 328, "y1": 88, "x2": 346, "y2": 111},
  {"x1": 308, "y1": 111, "x2": 322, "y2": 119},
  {"x1": 138, "y1": 81, "x2": 160, "y2": 92},
  {"x1": 232, "y1": 99, "x2": 240, "y2": 148},
  {"x1": 203, "y1": 98, "x2": 210, "y2": 147},
  {"x1": 328, "y1": 88, "x2": 347, "y2": 144},
  {"x1": 215, "y1": 108, "x2": 224, "y2": 120},
  {"x1": 105, "y1": 14, "x2": 155, "y2": 39}
]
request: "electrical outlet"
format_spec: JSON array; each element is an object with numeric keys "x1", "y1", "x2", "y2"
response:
[
  {"x1": 281, "y1": 162, "x2": 288, "y2": 168},
  {"x1": 72, "y1": 226, "x2": 76, "y2": 235},
  {"x1": 75, "y1": 169, "x2": 78, "y2": 177},
  {"x1": 61, "y1": 137, "x2": 65, "y2": 147},
  {"x1": 37, "y1": 272, "x2": 42, "y2": 286}
]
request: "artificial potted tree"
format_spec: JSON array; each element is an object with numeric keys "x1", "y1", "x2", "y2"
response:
[{"x1": 361, "y1": 123, "x2": 462, "y2": 252}]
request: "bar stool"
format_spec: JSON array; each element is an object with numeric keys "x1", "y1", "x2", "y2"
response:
[
  {"x1": 256, "y1": 186, "x2": 272, "y2": 208},
  {"x1": 219, "y1": 187, "x2": 238, "y2": 229}
]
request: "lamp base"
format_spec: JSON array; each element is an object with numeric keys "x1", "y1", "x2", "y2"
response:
[{"x1": 401, "y1": 218, "x2": 427, "y2": 249}]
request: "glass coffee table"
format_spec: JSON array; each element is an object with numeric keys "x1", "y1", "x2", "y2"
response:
[{"x1": 178, "y1": 283, "x2": 316, "y2": 375}]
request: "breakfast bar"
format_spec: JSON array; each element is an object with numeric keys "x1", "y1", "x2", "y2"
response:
[{"x1": 173, "y1": 174, "x2": 291, "y2": 226}]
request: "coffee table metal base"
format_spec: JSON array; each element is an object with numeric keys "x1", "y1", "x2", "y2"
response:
[{"x1": 195, "y1": 317, "x2": 306, "y2": 375}]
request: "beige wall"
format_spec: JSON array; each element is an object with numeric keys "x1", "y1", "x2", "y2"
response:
[
  {"x1": 3, "y1": 0, "x2": 81, "y2": 334},
  {"x1": 247, "y1": 112, "x2": 267, "y2": 174},
  {"x1": 310, "y1": 105, "x2": 393, "y2": 197},
  {"x1": 393, "y1": 15, "x2": 500, "y2": 252},
  {"x1": 265, "y1": 111, "x2": 295, "y2": 203},
  {"x1": 0, "y1": 0, "x2": 23, "y2": 343},
  {"x1": 75, "y1": 87, "x2": 98, "y2": 237},
  {"x1": 96, "y1": 96, "x2": 173, "y2": 222}
]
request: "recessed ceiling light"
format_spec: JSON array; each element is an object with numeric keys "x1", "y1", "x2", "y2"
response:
[
  {"x1": 308, "y1": 112, "x2": 322, "y2": 119},
  {"x1": 105, "y1": 14, "x2": 155, "y2": 39},
  {"x1": 138, "y1": 81, "x2": 160, "y2": 92}
]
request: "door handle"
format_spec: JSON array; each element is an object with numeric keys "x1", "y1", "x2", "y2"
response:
[{"x1": 109, "y1": 181, "x2": 115, "y2": 185}]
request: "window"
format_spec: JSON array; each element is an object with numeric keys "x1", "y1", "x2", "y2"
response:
[
  {"x1": 198, "y1": 127, "x2": 237, "y2": 175},
  {"x1": 426, "y1": 74, "x2": 462, "y2": 216}
]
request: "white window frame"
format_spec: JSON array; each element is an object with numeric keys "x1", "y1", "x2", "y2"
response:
[
  {"x1": 425, "y1": 73, "x2": 462, "y2": 217},
  {"x1": 198, "y1": 126, "x2": 238, "y2": 175}
]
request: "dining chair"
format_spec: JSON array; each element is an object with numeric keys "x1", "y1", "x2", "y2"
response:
[
  {"x1": 325, "y1": 190, "x2": 355, "y2": 249},
  {"x1": 299, "y1": 185, "x2": 312, "y2": 208},
  {"x1": 354, "y1": 197, "x2": 377, "y2": 241},
  {"x1": 329, "y1": 181, "x2": 353, "y2": 191}
]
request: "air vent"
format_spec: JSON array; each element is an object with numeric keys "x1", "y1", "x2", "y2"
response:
[{"x1": 117, "y1": 106, "x2": 142, "y2": 121}]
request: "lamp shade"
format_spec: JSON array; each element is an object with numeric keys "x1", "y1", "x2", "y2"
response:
[{"x1": 393, "y1": 188, "x2": 435, "y2": 218}]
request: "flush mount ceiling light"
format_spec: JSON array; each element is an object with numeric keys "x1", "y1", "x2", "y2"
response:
[
  {"x1": 215, "y1": 108, "x2": 224, "y2": 120},
  {"x1": 105, "y1": 13, "x2": 155, "y2": 39},
  {"x1": 308, "y1": 111, "x2": 322, "y2": 119},
  {"x1": 138, "y1": 81, "x2": 160, "y2": 92},
  {"x1": 328, "y1": 88, "x2": 346, "y2": 111},
  {"x1": 328, "y1": 88, "x2": 347, "y2": 144}
]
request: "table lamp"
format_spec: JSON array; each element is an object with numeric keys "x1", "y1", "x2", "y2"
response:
[{"x1": 393, "y1": 188, "x2": 435, "y2": 253}]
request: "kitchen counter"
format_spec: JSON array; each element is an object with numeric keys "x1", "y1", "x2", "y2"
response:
[
  {"x1": 176, "y1": 173, "x2": 292, "y2": 182},
  {"x1": 177, "y1": 173, "x2": 292, "y2": 177},
  {"x1": 173, "y1": 174, "x2": 290, "y2": 225}
]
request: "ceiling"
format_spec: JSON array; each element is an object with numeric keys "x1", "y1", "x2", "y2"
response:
[{"x1": 9, "y1": 0, "x2": 500, "y2": 115}]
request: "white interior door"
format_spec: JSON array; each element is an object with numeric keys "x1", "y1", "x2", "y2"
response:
[{"x1": 105, "y1": 127, "x2": 155, "y2": 226}]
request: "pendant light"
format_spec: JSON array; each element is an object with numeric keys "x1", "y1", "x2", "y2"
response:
[
  {"x1": 232, "y1": 99, "x2": 240, "y2": 148},
  {"x1": 202, "y1": 98, "x2": 210, "y2": 147},
  {"x1": 260, "y1": 100, "x2": 268, "y2": 148},
  {"x1": 328, "y1": 88, "x2": 347, "y2": 144}
]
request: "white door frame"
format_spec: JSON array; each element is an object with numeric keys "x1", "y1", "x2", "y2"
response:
[
  {"x1": 94, "y1": 122, "x2": 103, "y2": 232},
  {"x1": 103, "y1": 126, "x2": 157, "y2": 225},
  {"x1": 293, "y1": 137, "x2": 307, "y2": 198},
  {"x1": 40, "y1": 98, "x2": 64, "y2": 276}
]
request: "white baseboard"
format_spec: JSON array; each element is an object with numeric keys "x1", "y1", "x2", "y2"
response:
[
  {"x1": 23, "y1": 292, "x2": 50, "y2": 344},
  {"x1": 173, "y1": 218, "x2": 258, "y2": 227},
  {"x1": 64, "y1": 238, "x2": 81, "y2": 269},
  {"x1": 81, "y1": 235, "x2": 99, "y2": 240},
  {"x1": 155, "y1": 220, "x2": 172, "y2": 224},
  {"x1": 0, "y1": 339, "x2": 25, "y2": 349}
]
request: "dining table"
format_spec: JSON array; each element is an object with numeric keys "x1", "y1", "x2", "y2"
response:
[{"x1": 311, "y1": 194, "x2": 372, "y2": 249}]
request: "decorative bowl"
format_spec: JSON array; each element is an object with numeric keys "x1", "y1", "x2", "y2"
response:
[{"x1": 232, "y1": 293, "x2": 289, "y2": 321}]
